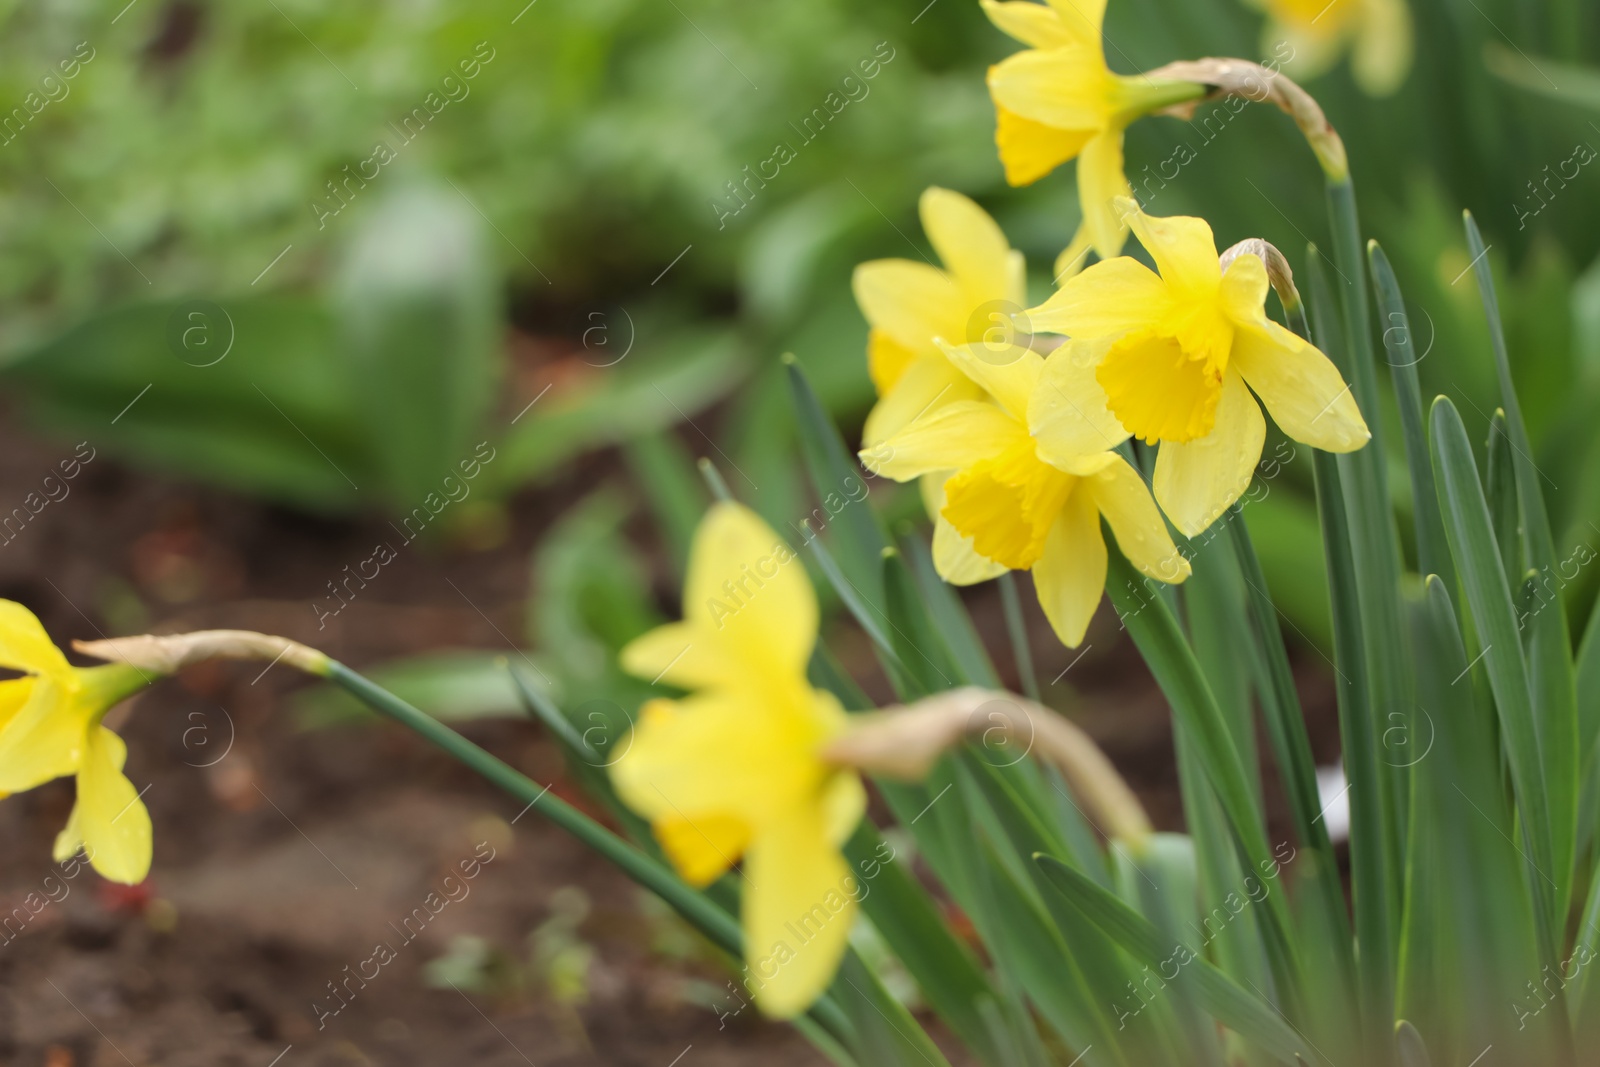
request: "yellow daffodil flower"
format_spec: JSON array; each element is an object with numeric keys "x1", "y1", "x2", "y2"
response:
[
  {"x1": 1026, "y1": 198, "x2": 1369, "y2": 536},
  {"x1": 1254, "y1": 0, "x2": 1412, "y2": 97},
  {"x1": 0, "y1": 602, "x2": 155, "y2": 884},
  {"x1": 612, "y1": 503, "x2": 866, "y2": 1019},
  {"x1": 854, "y1": 187, "x2": 1023, "y2": 449},
  {"x1": 863, "y1": 340, "x2": 1190, "y2": 646},
  {"x1": 981, "y1": 0, "x2": 1203, "y2": 259}
]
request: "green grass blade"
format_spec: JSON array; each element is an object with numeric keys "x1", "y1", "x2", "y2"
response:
[
  {"x1": 1306, "y1": 250, "x2": 1397, "y2": 1061},
  {"x1": 1103, "y1": 549, "x2": 1303, "y2": 1020},
  {"x1": 1368, "y1": 242, "x2": 1453, "y2": 586},
  {"x1": 1034, "y1": 854, "x2": 1313, "y2": 1064},
  {"x1": 1397, "y1": 577, "x2": 1550, "y2": 1060},
  {"x1": 1429, "y1": 396, "x2": 1562, "y2": 941},
  {"x1": 901, "y1": 531, "x2": 1002, "y2": 688},
  {"x1": 1324, "y1": 189, "x2": 1415, "y2": 967},
  {"x1": 842, "y1": 821, "x2": 1003, "y2": 1064},
  {"x1": 998, "y1": 573, "x2": 1042, "y2": 702},
  {"x1": 785, "y1": 354, "x2": 890, "y2": 601},
  {"x1": 1484, "y1": 410, "x2": 1523, "y2": 587},
  {"x1": 1463, "y1": 212, "x2": 1578, "y2": 912}
]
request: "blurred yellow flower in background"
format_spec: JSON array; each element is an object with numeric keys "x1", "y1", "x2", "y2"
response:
[
  {"x1": 864, "y1": 339, "x2": 1189, "y2": 646},
  {"x1": 0, "y1": 602, "x2": 154, "y2": 884},
  {"x1": 980, "y1": 0, "x2": 1203, "y2": 260},
  {"x1": 1253, "y1": 0, "x2": 1412, "y2": 97},
  {"x1": 1027, "y1": 198, "x2": 1369, "y2": 536},
  {"x1": 612, "y1": 502, "x2": 865, "y2": 1019},
  {"x1": 853, "y1": 187, "x2": 1024, "y2": 449}
]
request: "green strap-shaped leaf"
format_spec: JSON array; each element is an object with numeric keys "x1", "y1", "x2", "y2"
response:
[
  {"x1": 785, "y1": 354, "x2": 891, "y2": 603},
  {"x1": 1462, "y1": 213, "x2": 1578, "y2": 915},
  {"x1": 1429, "y1": 396, "x2": 1563, "y2": 941},
  {"x1": 1034, "y1": 854, "x2": 1312, "y2": 1065},
  {"x1": 1368, "y1": 242, "x2": 1453, "y2": 588},
  {"x1": 1103, "y1": 549, "x2": 1303, "y2": 1020}
]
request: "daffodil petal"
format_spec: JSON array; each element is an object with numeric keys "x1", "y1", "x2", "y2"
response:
[
  {"x1": 867, "y1": 329, "x2": 920, "y2": 396},
  {"x1": 821, "y1": 771, "x2": 868, "y2": 847},
  {"x1": 866, "y1": 400, "x2": 1030, "y2": 482},
  {"x1": 1030, "y1": 336, "x2": 1131, "y2": 466},
  {"x1": 1030, "y1": 486, "x2": 1106, "y2": 647},
  {"x1": 987, "y1": 46, "x2": 1111, "y2": 131},
  {"x1": 936, "y1": 340, "x2": 1042, "y2": 421},
  {"x1": 1052, "y1": 225, "x2": 1095, "y2": 283},
  {"x1": 1152, "y1": 370, "x2": 1266, "y2": 536},
  {"x1": 655, "y1": 811, "x2": 750, "y2": 887},
  {"x1": 980, "y1": 0, "x2": 1077, "y2": 48},
  {"x1": 621, "y1": 622, "x2": 742, "y2": 692},
  {"x1": 52, "y1": 800, "x2": 84, "y2": 863},
  {"x1": 613, "y1": 690, "x2": 838, "y2": 831},
  {"x1": 679, "y1": 503, "x2": 816, "y2": 680},
  {"x1": 863, "y1": 357, "x2": 984, "y2": 449},
  {"x1": 1119, "y1": 198, "x2": 1222, "y2": 299},
  {"x1": 77, "y1": 727, "x2": 151, "y2": 885},
  {"x1": 0, "y1": 676, "x2": 37, "y2": 734},
  {"x1": 1045, "y1": 0, "x2": 1107, "y2": 44},
  {"x1": 994, "y1": 106, "x2": 1095, "y2": 186},
  {"x1": 0, "y1": 601, "x2": 70, "y2": 679},
  {"x1": 744, "y1": 801, "x2": 860, "y2": 1019},
  {"x1": 920, "y1": 187, "x2": 1021, "y2": 311},
  {"x1": 1027, "y1": 256, "x2": 1168, "y2": 338},
  {"x1": 1353, "y1": 0, "x2": 1412, "y2": 96},
  {"x1": 1079, "y1": 131, "x2": 1133, "y2": 260},
  {"x1": 1085, "y1": 457, "x2": 1191, "y2": 583},
  {"x1": 922, "y1": 475, "x2": 1010, "y2": 585},
  {"x1": 0, "y1": 677, "x2": 86, "y2": 793},
  {"x1": 1218, "y1": 251, "x2": 1271, "y2": 323},
  {"x1": 1232, "y1": 319, "x2": 1370, "y2": 453},
  {"x1": 1264, "y1": 18, "x2": 1342, "y2": 84},
  {"x1": 852, "y1": 259, "x2": 965, "y2": 353}
]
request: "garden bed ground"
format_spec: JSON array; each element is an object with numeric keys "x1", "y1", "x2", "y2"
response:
[{"x1": 0, "y1": 393, "x2": 1340, "y2": 1066}]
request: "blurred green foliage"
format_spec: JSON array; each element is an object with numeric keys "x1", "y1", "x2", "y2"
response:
[{"x1": 1, "y1": 0, "x2": 1599, "y2": 626}]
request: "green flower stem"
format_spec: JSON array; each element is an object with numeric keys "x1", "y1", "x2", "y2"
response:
[
  {"x1": 1304, "y1": 255, "x2": 1394, "y2": 1067},
  {"x1": 1325, "y1": 173, "x2": 1409, "y2": 929},
  {"x1": 320, "y1": 659, "x2": 857, "y2": 1047},
  {"x1": 997, "y1": 572, "x2": 1040, "y2": 703}
]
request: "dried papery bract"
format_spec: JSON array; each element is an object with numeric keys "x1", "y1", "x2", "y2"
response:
[
  {"x1": 74, "y1": 630, "x2": 332, "y2": 677},
  {"x1": 1146, "y1": 57, "x2": 1348, "y2": 181},
  {"x1": 822, "y1": 686, "x2": 1152, "y2": 845}
]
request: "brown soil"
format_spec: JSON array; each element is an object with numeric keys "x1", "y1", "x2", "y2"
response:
[{"x1": 0, "y1": 398, "x2": 1340, "y2": 1066}]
